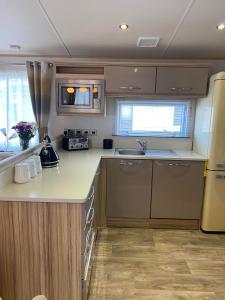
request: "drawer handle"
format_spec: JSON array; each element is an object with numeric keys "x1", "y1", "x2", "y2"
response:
[
  {"x1": 119, "y1": 86, "x2": 141, "y2": 90},
  {"x1": 86, "y1": 208, "x2": 94, "y2": 225},
  {"x1": 88, "y1": 186, "x2": 95, "y2": 200},
  {"x1": 85, "y1": 228, "x2": 93, "y2": 254},
  {"x1": 216, "y1": 175, "x2": 225, "y2": 180},
  {"x1": 168, "y1": 163, "x2": 189, "y2": 167},
  {"x1": 170, "y1": 87, "x2": 178, "y2": 91}
]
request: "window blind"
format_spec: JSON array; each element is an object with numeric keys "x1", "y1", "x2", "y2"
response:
[{"x1": 115, "y1": 100, "x2": 195, "y2": 138}]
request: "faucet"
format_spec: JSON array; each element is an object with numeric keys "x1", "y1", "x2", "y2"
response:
[{"x1": 136, "y1": 139, "x2": 147, "y2": 151}]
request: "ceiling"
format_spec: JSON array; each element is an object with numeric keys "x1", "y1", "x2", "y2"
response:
[{"x1": 0, "y1": 0, "x2": 225, "y2": 59}]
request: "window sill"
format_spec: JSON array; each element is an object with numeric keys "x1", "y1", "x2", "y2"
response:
[{"x1": 112, "y1": 134, "x2": 192, "y2": 139}]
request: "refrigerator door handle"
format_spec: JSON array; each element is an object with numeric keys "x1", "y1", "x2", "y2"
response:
[{"x1": 216, "y1": 174, "x2": 225, "y2": 180}]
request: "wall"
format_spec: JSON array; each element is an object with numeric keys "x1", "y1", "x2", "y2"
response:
[
  {"x1": 1, "y1": 56, "x2": 225, "y2": 150},
  {"x1": 48, "y1": 89, "x2": 193, "y2": 150}
]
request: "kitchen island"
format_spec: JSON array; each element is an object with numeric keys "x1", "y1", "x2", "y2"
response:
[{"x1": 0, "y1": 149, "x2": 206, "y2": 300}]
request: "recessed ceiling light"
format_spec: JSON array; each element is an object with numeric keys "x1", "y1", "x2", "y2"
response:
[
  {"x1": 9, "y1": 44, "x2": 21, "y2": 50},
  {"x1": 216, "y1": 23, "x2": 225, "y2": 30},
  {"x1": 119, "y1": 24, "x2": 128, "y2": 30}
]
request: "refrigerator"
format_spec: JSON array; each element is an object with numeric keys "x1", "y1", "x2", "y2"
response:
[{"x1": 193, "y1": 71, "x2": 225, "y2": 232}]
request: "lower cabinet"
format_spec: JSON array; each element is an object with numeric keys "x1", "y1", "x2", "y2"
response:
[
  {"x1": 151, "y1": 160, "x2": 205, "y2": 219},
  {"x1": 106, "y1": 159, "x2": 152, "y2": 218},
  {"x1": 105, "y1": 158, "x2": 205, "y2": 226},
  {"x1": 0, "y1": 172, "x2": 99, "y2": 300}
]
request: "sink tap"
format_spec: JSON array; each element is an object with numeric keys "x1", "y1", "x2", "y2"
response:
[{"x1": 136, "y1": 139, "x2": 147, "y2": 151}]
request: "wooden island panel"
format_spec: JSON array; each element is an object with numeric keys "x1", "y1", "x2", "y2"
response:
[{"x1": 0, "y1": 201, "x2": 83, "y2": 300}]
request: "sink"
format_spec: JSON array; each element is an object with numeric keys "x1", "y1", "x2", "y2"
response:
[
  {"x1": 115, "y1": 149, "x2": 177, "y2": 157},
  {"x1": 117, "y1": 149, "x2": 145, "y2": 155}
]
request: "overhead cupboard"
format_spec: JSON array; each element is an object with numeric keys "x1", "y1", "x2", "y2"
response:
[
  {"x1": 55, "y1": 64, "x2": 209, "y2": 115},
  {"x1": 104, "y1": 66, "x2": 209, "y2": 97}
]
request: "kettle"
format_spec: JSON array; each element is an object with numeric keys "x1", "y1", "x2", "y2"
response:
[{"x1": 39, "y1": 135, "x2": 59, "y2": 168}]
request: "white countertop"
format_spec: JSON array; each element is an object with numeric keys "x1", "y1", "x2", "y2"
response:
[{"x1": 0, "y1": 148, "x2": 206, "y2": 204}]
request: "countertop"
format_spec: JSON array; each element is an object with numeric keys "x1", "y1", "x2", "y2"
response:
[{"x1": 0, "y1": 148, "x2": 206, "y2": 204}]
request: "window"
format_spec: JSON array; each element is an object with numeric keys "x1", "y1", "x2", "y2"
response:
[
  {"x1": 115, "y1": 100, "x2": 195, "y2": 138},
  {"x1": 0, "y1": 68, "x2": 36, "y2": 150}
]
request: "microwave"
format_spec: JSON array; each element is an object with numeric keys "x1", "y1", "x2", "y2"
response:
[{"x1": 56, "y1": 79, "x2": 105, "y2": 114}]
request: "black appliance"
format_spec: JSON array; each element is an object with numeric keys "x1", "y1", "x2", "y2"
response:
[
  {"x1": 39, "y1": 135, "x2": 59, "y2": 168},
  {"x1": 103, "y1": 139, "x2": 113, "y2": 149}
]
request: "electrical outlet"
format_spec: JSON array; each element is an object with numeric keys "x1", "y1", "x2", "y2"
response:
[
  {"x1": 75, "y1": 129, "x2": 82, "y2": 135},
  {"x1": 67, "y1": 129, "x2": 76, "y2": 136},
  {"x1": 90, "y1": 129, "x2": 97, "y2": 136},
  {"x1": 82, "y1": 129, "x2": 90, "y2": 136}
]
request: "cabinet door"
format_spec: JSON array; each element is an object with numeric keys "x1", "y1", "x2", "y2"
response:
[
  {"x1": 156, "y1": 67, "x2": 208, "y2": 96},
  {"x1": 104, "y1": 66, "x2": 156, "y2": 95},
  {"x1": 106, "y1": 159, "x2": 152, "y2": 218},
  {"x1": 151, "y1": 160, "x2": 204, "y2": 219}
]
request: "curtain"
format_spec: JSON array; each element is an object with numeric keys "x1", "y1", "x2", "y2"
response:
[
  {"x1": 26, "y1": 61, "x2": 53, "y2": 142},
  {"x1": 0, "y1": 69, "x2": 36, "y2": 149}
]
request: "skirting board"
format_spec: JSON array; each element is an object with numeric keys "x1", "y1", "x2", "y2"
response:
[{"x1": 107, "y1": 218, "x2": 200, "y2": 230}]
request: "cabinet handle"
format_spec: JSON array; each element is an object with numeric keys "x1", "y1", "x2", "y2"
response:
[
  {"x1": 170, "y1": 87, "x2": 193, "y2": 92},
  {"x1": 216, "y1": 174, "x2": 225, "y2": 180},
  {"x1": 86, "y1": 208, "x2": 95, "y2": 225},
  {"x1": 181, "y1": 87, "x2": 192, "y2": 92},
  {"x1": 119, "y1": 86, "x2": 141, "y2": 90},
  {"x1": 168, "y1": 163, "x2": 189, "y2": 167},
  {"x1": 88, "y1": 186, "x2": 95, "y2": 199},
  {"x1": 120, "y1": 161, "x2": 134, "y2": 166}
]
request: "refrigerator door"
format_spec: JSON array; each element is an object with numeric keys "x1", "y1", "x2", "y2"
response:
[
  {"x1": 201, "y1": 170, "x2": 225, "y2": 232},
  {"x1": 207, "y1": 79, "x2": 225, "y2": 171}
]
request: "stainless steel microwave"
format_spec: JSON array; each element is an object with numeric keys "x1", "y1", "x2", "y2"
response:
[{"x1": 56, "y1": 79, "x2": 105, "y2": 114}]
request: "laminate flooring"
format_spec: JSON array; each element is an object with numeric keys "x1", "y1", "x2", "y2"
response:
[{"x1": 88, "y1": 228, "x2": 225, "y2": 300}]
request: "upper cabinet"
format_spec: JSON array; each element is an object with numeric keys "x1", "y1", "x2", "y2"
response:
[
  {"x1": 156, "y1": 67, "x2": 209, "y2": 96},
  {"x1": 104, "y1": 66, "x2": 156, "y2": 95},
  {"x1": 104, "y1": 65, "x2": 209, "y2": 97}
]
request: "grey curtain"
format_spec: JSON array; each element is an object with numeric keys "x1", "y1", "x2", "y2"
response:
[{"x1": 26, "y1": 61, "x2": 54, "y2": 142}]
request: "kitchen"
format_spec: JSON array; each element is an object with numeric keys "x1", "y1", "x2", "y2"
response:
[{"x1": 1, "y1": 0, "x2": 225, "y2": 300}]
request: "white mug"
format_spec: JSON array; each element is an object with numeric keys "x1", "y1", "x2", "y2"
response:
[
  {"x1": 30, "y1": 155, "x2": 42, "y2": 173},
  {"x1": 24, "y1": 158, "x2": 38, "y2": 178},
  {"x1": 14, "y1": 162, "x2": 31, "y2": 183}
]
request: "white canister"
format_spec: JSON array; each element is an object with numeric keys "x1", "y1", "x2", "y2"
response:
[
  {"x1": 14, "y1": 162, "x2": 31, "y2": 183},
  {"x1": 24, "y1": 158, "x2": 38, "y2": 178}
]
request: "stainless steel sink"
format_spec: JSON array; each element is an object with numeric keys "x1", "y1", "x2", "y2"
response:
[
  {"x1": 115, "y1": 149, "x2": 177, "y2": 157},
  {"x1": 117, "y1": 149, "x2": 145, "y2": 155}
]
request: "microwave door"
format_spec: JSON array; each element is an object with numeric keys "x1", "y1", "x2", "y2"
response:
[{"x1": 60, "y1": 84, "x2": 93, "y2": 109}]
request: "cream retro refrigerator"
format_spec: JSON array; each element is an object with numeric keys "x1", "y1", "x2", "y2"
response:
[{"x1": 194, "y1": 72, "x2": 225, "y2": 232}]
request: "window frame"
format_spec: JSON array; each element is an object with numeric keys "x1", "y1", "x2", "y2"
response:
[{"x1": 114, "y1": 99, "x2": 195, "y2": 138}]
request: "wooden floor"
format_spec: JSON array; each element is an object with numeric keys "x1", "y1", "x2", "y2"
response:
[{"x1": 89, "y1": 228, "x2": 225, "y2": 300}]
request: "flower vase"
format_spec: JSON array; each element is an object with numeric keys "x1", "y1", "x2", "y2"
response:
[{"x1": 19, "y1": 138, "x2": 30, "y2": 150}]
